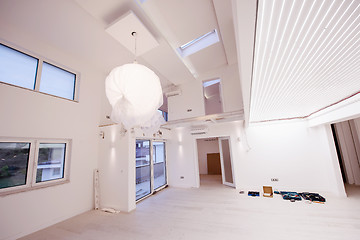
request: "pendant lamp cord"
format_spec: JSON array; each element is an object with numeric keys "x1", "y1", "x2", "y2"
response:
[{"x1": 132, "y1": 31, "x2": 137, "y2": 63}]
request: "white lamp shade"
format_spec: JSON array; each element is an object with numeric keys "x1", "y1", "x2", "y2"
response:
[{"x1": 105, "y1": 63, "x2": 163, "y2": 130}]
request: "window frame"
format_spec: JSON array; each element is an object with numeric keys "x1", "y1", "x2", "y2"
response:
[
  {"x1": 0, "y1": 39, "x2": 80, "y2": 102},
  {"x1": 32, "y1": 139, "x2": 71, "y2": 188},
  {"x1": 0, "y1": 43, "x2": 39, "y2": 90},
  {"x1": 0, "y1": 137, "x2": 72, "y2": 196},
  {"x1": 39, "y1": 61, "x2": 77, "y2": 100},
  {"x1": 0, "y1": 140, "x2": 35, "y2": 193},
  {"x1": 135, "y1": 138, "x2": 167, "y2": 202}
]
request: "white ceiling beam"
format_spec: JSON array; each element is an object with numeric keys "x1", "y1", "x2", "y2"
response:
[{"x1": 231, "y1": 0, "x2": 257, "y2": 126}]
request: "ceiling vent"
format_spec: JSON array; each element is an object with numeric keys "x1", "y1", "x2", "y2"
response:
[{"x1": 190, "y1": 125, "x2": 208, "y2": 135}]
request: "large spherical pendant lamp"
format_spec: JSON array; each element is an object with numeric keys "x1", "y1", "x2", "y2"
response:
[
  {"x1": 105, "y1": 62, "x2": 163, "y2": 130},
  {"x1": 105, "y1": 31, "x2": 164, "y2": 131}
]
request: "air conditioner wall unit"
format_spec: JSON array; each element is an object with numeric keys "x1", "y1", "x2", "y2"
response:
[
  {"x1": 190, "y1": 125, "x2": 208, "y2": 135},
  {"x1": 165, "y1": 90, "x2": 181, "y2": 97}
]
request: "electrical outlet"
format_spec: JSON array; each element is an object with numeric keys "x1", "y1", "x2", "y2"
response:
[{"x1": 271, "y1": 178, "x2": 279, "y2": 182}]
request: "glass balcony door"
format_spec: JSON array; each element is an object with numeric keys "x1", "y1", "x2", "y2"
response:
[
  {"x1": 135, "y1": 140, "x2": 151, "y2": 200},
  {"x1": 136, "y1": 140, "x2": 167, "y2": 201},
  {"x1": 153, "y1": 141, "x2": 166, "y2": 190}
]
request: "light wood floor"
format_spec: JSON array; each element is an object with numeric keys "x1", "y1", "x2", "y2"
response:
[{"x1": 21, "y1": 175, "x2": 360, "y2": 240}]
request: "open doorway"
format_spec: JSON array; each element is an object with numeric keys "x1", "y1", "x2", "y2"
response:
[
  {"x1": 331, "y1": 119, "x2": 360, "y2": 194},
  {"x1": 197, "y1": 138, "x2": 221, "y2": 185},
  {"x1": 203, "y1": 78, "x2": 223, "y2": 115},
  {"x1": 196, "y1": 137, "x2": 235, "y2": 187}
]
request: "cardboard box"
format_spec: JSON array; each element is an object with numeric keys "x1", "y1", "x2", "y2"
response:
[{"x1": 263, "y1": 186, "x2": 273, "y2": 198}]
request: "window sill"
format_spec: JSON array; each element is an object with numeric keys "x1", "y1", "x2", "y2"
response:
[{"x1": 0, "y1": 179, "x2": 70, "y2": 197}]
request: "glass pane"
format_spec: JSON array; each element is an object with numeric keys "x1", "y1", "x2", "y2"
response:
[
  {"x1": 0, "y1": 44, "x2": 38, "y2": 89},
  {"x1": 153, "y1": 141, "x2": 166, "y2": 190},
  {"x1": 0, "y1": 142, "x2": 30, "y2": 189},
  {"x1": 36, "y1": 143, "x2": 66, "y2": 183},
  {"x1": 136, "y1": 140, "x2": 151, "y2": 200},
  {"x1": 221, "y1": 139, "x2": 233, "y2": 184},
  {"x1": 39, "y1": 62, "x2": 76, "y2": 100}
]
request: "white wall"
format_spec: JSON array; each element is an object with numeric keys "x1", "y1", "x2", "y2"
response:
[
  {"x1": 241, "y1": 121, "x2": 344, "y2": 195},
  {"x1": 308, "y1": 93, "x2": 360, "y2": 127},
  {"x1": 97, "y1": 125, "x2": 171, "y2": 212},
  {"x1": 0, "y1": 4, "x2": 103, "y2": 240},
  {"x1": 167, "y1": 120, "x2": 346, "y2": 196},
  {"x1": 168, "y1": 80, "x2": 205, "y2": 121},
  {"x1": 196, "y1": 138, "x2": 220, "y2": 174},
  {"x1": 198, "y1": 63, "x2": 243, "y2": 113},
  {"x1": 98, "y1": 125, "x2": 136, "y2": 213},
  {"x1": 168, "y1": 121, "x2": 242, "y2": 188},
  {"x1": 232, "y1": 0, "x2": 257, "y2": 124},
  {"x1": 168, "y1": 63, "x2": 243, "y2": 121}
]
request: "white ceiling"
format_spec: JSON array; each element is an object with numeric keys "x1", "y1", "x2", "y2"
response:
[
  {"x1": 2, "y1": 0, "x2": 359, "y2": 123},
  {"x1": 74, "y1": 0, "x2": 235, "y2": 88},
  {"x1": 250, "y1": 0, "x2": 360, "y2": 122}
]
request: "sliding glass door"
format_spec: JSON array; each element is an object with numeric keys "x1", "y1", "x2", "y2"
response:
[
  {"x1": 136, "y1": 140, "x2": 166, "y2": 201},
  {"x1": 135, "y1": 140, "x2": 151, "y2": 200},
  {"x1": 153, "y1": 141, "x2": 166, "y2": 190}
]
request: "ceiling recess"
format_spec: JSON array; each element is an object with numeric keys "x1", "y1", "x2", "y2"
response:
[
  {"x1": 105, "y1": 11, "x2": 159, "y2": 56},
  {"x1": 251, "y1": 0, "x2": 360, "y2": 122}
]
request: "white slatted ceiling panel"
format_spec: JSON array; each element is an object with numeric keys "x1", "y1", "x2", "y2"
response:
[{"x1": 250, "y1": 0, "x2": 360, "y2": 122}]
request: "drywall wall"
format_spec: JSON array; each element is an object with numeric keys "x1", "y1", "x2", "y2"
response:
[
  {"x1": 168, "y1": 79, "x2": 205, "y2": 121},
  {"x1": 0, "y1": 4, "x2": 103, "y2": 240},
  {"x1": 232, "y1": 0, "x2": 257, "y2": 124},
  {"x1": 240, "y1": 121, "x2": 344, "y2": 195},
  {"x1": 198, "y1": 63, "x2": 243, "y2": 113},
  {"x1": 98, "y1": 125, "x2": 136, "y2": 212},
  {"x1": 168, "y1": 63, "x2": 243, "y2": 121},
  {"x1": 308, "y1": 94, "x2": 360, "y2": 127},
  {"x1": 167, "y1": 121, "x2": 242, "y2": 188},
  {"x1": 196, "y1": 138, "x2": 220, "y2": 174},
  {"x1": 97, "y1": 125, "x2": 171, "y2": 212},
  {"x1": 167, "y1": 120, "x2": 346, "y2": 196}
]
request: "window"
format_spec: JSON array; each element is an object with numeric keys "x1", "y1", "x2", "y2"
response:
[
  {"x1": 0, "y1": 42, "x2": 78, "y2": 101},
  {"x1": 0, "y1": 138, "x2": 71, "y2": 195},
  {"x1": 39, "y1": 62, "x2": 76, "y2": 100},
  {"x1": 0, "y1": 142, "x2": 31, "y2": 189},
  {"x1": 158, "y1": 109, "x2": 168, "y2": 122},
  {"x1": 36, "y1": 143, "x2": 66, "y2": 183},
  {"x1": 0, "y1": 44, "x2": 38, "y2": 90},
  {"x1": 177, "y1": 29, "x2": 220, "y2": 57}
]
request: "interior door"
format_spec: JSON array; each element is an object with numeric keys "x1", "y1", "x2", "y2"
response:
[
  {"x1": 207, "y1": 153, "x2": 221, "y2": 175},
  {"x1": 219, "y1": 137, "x2": 235, "y2": 187}
]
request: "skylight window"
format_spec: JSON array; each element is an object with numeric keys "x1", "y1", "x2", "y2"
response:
[
  {"x1": 203, "y1": 78, "x2": 220, "y2": 88},
  {"x1": 177, "y1": 29, "x2": 220, "y2": 57}
]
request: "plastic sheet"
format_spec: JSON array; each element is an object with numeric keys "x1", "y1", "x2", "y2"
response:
[{"x1": 105, "y1": 63, "x2": 164, "y2": 131}]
